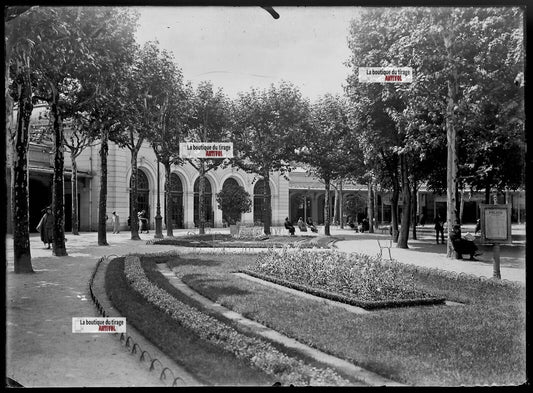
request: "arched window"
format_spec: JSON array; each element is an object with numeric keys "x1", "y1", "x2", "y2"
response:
[
  {"x1": 253, "y1": 179, "x2": 271, "y2": 225},
  {"x1": 129, "y1": 169, "x2": 150, "y2": 227},
  {"x1": 223, "y1": 178, "x2": 239, "y2": 189},
  {"x1": 169, "y1": 173, "x2": 184, "y2": 228},
  {"x1": 194, "y1": 177, "x2": 213, "y2": 227}
]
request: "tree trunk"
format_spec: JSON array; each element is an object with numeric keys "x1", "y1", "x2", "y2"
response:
[
  {"x1": 368, "y1": 180, "x2": 374, "y2": 233},
  {"x1": 263, "y1": 172, "x2": 272, "y2": 235},
  {"x1": 129, "y1": 149, "x2": 141, "y2": 240},
  {"x1": 98, "y1": 129, "x2": 109, "y2": 245},
  {"x1": 411, "y1": 183, "x2": 418, "y2": 240},
  {"x1": 71, "y1": 153, "x2": 79, "y2": 235},
  {"x1": 373, "y1": 187, "x2": 379, "y2": 228},
  {"x1": 164, "y1": 161, "x2": 173, "y2": 237},
  {"x1": 390, "y1": 176, "x2": 400, "y2": 242},
  {"x1": 198, "y1": 161, "x2": 206, "y2": 235},
  {"x1": 324, "y1": 178, "x2": 331, "y2": 236},
  {"x1": 459, "y1": 187, "x2": 465, "y2": 225},
  {"x1": 50, "y1": 98, "x2": 67, "y2": 256},
  {"x1": 332, "y1": 184, "x2": 338, "y2": 225},
  {"x1": 339, "y1": 179, "x2": 344, "y2": 229},
  {"x1": 484, "y1": 177, "x2": 491, "y2": 204},
  {"x1": 397, "y1": 155, "x2": 411, "y2": 249},
  {"x1": 444, "y1": 30, "x2": 460, "y2": 258},
  {"x1": 12, "y1": 63, "x2": 34, "y2": 272}
]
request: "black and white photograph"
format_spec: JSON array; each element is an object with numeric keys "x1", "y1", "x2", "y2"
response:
[{"x1": 4, "y1": 2, "x2": 527, "y2": 387}]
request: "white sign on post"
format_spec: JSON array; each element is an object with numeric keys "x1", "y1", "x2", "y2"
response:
[
  {"x1": 480, "y1": 204, "x2": 512, "y2": 244},
  {"x1": 358, "y1": 67, "x2": 413, "y2": 83},
  {"x1": 179, "y1": 142, "x2": 234, "y2": 159}
]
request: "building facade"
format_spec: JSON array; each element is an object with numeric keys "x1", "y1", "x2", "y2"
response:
[{"x1": 6, "y1": 104, "x2": 526, "y2": 233}]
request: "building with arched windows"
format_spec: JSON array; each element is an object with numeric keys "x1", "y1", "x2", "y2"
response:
[{"x1": 6, "y1": 104, "x2": 526, "y2": 233}]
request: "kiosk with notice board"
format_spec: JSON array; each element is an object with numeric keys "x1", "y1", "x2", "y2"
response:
[{"x1": 479, "y1": 204, "x2": 512, "y2": 279}]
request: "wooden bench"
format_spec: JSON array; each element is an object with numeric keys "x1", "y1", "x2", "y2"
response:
[
  {"x1": 377, "y1": 238, "x2": 393, "y2": 260},
  {"x1": 378, "y1": 224, "x2": 390, "y2": 234}
]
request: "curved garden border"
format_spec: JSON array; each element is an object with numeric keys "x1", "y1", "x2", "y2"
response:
[
  {"x1": 122, "y1": 254, "x2": 355, "y2": 386},
  {"x1": 88, "y1": 254, "x2": 190, "y2": 387}
]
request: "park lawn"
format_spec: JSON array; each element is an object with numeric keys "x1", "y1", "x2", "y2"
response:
[{"x1": 164, "y1": 253, "x2": 526, "y2": 386}]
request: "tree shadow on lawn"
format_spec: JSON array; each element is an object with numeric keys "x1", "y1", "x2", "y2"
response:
[
  {"x1": 183, "y1": 273, "x2": 252, "y2": 298},
  {"x1": 334, "y1": 232, "x2": 525, "y2": 269},
  {"x1": 398, "y1": 240, "x2": 525, "y2": 269},
  {"x1": 165, "y1": 256, "x2": 223, "y2": 268}
]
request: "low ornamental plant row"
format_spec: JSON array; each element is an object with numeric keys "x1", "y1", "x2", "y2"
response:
[
  {"x1": 247, "y1": 247, "x2": 442, "y2": 305},
  {"x1": 238, "y1": 268, "x2": 445, "y2": 310},
  {"x1": 123, "y1": 255, "x2": 353, "y2": 386},
  {"x1": 152, "y1": 237, "x2": 325, "y2": 249}
]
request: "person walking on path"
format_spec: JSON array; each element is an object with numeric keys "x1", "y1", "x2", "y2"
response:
[
  {"x1": 36, "y1": 206, "x2": 54, "y2": 249},
  {"x1": 138, "y1": 210, "x2": 148, "y2": 233},
  {"x1": 111, "y1": 211, "x2": 120, "y2": 234},
  {"x1": 434, "y1": 214, "x2": 445, "y2": 244}
]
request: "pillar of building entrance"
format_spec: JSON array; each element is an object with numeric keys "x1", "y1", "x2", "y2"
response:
[{"x1": 184, "y1": 190, "x2": 194, "y2": 229}]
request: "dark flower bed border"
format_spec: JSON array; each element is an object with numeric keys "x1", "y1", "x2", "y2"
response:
[
  {"x1": 238, "y1": 268, "x2": 446, "y2": 310},
  {"x1": 151, "y1": 238, "x2": 326, "y2": 249}
]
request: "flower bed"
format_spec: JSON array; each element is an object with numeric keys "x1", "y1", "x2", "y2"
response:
[
  {"x1": 243, "y1": 248, "x2": 445, "y2": 309},
  {"x1": 152, "y1": 235, "x2": 330, "y2": 249},
  {"x1": 123, "y1": 255, "x2": 353, "y2": 386}
]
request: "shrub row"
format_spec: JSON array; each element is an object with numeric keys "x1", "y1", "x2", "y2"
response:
[
  {"x1": 249, "y1": 247, "x2": 440, "y2": 303},
  {"x1": 123, "y1": 255, "x2": 353, "y2": 386}
]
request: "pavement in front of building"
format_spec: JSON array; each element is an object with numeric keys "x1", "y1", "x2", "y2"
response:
[{"x1": 4, "y1": 224, "x2": 526, "y2": 387}]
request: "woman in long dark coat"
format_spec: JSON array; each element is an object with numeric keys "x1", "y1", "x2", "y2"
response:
[{"x1": 37, "y1": 207, "x2": 54, "y2": 249}]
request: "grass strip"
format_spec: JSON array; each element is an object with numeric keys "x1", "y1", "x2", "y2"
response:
[
  {"x1": 170, "y1": 253, "x2": 526, "y2": 386},
  {"x1": 124, "y1": 255, "x2": 354, "y2": 386},
  {"x1": 141, "y1": 256, "x2": 364, "y2": 385},
  {"x1": 104, "y1": 257, "x2": 274, "y2": 386}
]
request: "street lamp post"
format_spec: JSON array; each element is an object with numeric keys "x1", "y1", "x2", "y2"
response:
[{"x1": 154, "y1": 144, "x2": 163, "y2": 239}]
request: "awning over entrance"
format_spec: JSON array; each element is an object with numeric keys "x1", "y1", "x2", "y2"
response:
[{"x1": 28, "y1": 166, "x2": 93, "y2": 178}]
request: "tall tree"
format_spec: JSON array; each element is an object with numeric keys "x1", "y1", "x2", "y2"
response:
[
  {"x1": 22, "y1": 6, "x2": 135, "y2": 255},
  {"x1": 231, "y1": 82, "x2": 310, "y2": 235},
  {"x1": 184, "y1": 82, "x2": 231, "y2": 234},
  {"x1": 63, "y1": 114, "x2": 95, "y2": 235},
  {"x1": 387, "y1": 7, "x2": 525, "y2": 254},
  {"x1": 112, "y1": 41, "x2": 180, "y2": 240},
  {"x1": 345, "y1": 8, "x2": 411, "y2": 245},
  {"x1": 142, "y1": 47, "x2": 188, "y2": 237},
  {"x1": 80, "y1": 8, "x2": 139, "y2": 245},
  {"x1": 156, "y1": 84, "x2": 190, "y2": 237},
  {"x1": 298, "y1": 94, "x2": 360, "y2": 236},
  {"x1": 6, "y1": 6, "x2": 47, "y2": 272}
]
